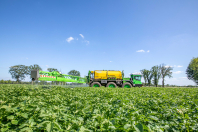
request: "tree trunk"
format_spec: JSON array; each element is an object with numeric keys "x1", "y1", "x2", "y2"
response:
[{"x1": 162, "y1": 78, "x2": 164, "y2": 87}]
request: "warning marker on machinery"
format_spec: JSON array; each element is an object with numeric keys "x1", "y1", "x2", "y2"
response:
[{"x1": 40, "y1": 75, "x2": 56, "y2": 78}]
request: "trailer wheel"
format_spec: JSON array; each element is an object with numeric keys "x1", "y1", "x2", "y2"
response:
[
  {"x1": 106, "y1": 82, "x2": 117, "y2": 88},
  {"x1": 122, "y1": 82, "x2": 132, "y2": 88},
  {"x1": 91, "y1": 82, "x2": 101, "y2": 87}
]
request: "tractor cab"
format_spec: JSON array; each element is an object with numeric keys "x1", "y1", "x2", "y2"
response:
[{"x1": 130, "y1": 74, "x2": 143, "y2": 87}]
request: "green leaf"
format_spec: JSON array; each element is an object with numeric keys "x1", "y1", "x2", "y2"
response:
[
  {"x1": 79, "y1": 126, "x2": 91, "y2": 132},
  {"x1": 1, "y1": 105, "x2": 8, "y2": 109},
  {"x1": 7, "y1": 115, "x2": 14, "y2": 120},
  {"x1": 21, "y1": 113, "x2": 28, "y2": 118},
  {"x1": 108, "y1": 125, "x2": 116, "y2": 130},
  {"x1": 19, "y1": 123, "x2": 28, "y2": 128},
  {"x1": 11, "y1": 120, "x2": 18, "y2": 125},
  {"x1": 124, "y1": 124, "x2": 131, "y2": 129},
  {"x1": 1, "y1": 128, "x2": 8, "y2": 132},
  {"x1": 46, "y1": 122, "x2": 53, "y2": 132},
  {"x1": 149, "y1": 116, "x2": 159, "y2": 121},
  {"x1": 53, "y1": 122, "x2": 62, "y2": 131},
  {"x1": 20, "y1": 127, "x2": 32, "y2": 132},
  {"x1": 135, "y1": 123, "x2": 143, "y2": 132}
]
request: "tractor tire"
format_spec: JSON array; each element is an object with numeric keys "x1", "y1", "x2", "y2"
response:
[
  {"x1": 122, "y1": 82, "x2": 132, "y2": 88},
  {"x1": 106, "y1": 82, "x2": 117, "y2": 88},
  {"x1": 91, "y1": 82, "x2": 102, "y2": 87}
]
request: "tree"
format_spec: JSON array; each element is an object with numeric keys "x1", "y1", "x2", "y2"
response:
[
  {"x1": 68, "y1": 70, "x2": 80, "y2": 76},
  {"x1": 47, "y1": 68, "x2": 59, "y2": 72},
  {"x1": 140, "y1": 69, "x2": 150, "y2": 86},
  {"x1": 151, "y1": 65, "x2": 161, "y2": 87},
  {"x1": 147, "y1": 71, "x2": 153, "y2": 87},
  {"x1": 9, "y1": 65, "x2": 29, "y2": 83},
  {"x1": 0, "y1": 79, "x2": 4, "y2": 84},
  {"x1": 159, "y1": 64, "x2": 173, "y2": 87},
  {"x1": 186, "y1": 57, "x2": 198, "y2": 85},
  {"x1": 8, "y1": 80, "x2": 12, "y2": 84}
]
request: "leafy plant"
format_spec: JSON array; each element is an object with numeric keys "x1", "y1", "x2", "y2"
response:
[{"x1": 0, "y1": 84, "x2": 198, "y2": 131}]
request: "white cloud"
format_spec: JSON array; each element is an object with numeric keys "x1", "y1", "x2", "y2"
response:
[
  {"x1": 136, "y1": 50, "x2": 145, "y2": 52},
  {"x1": 110, "y1": 61, "x2": 112, "y2": 62},
  {"x1": 79, "y1": 34, "x2": 84, "y2": 39},
  {"x1": 147, "y1": 50, "x2": 150, "y2": 52},
  {"x1": 177, "y1": 65, "x2": 183, "y2": 68},
  {"x1": 46, "y1": 65, "x2": 49, "y2": 67},
  {"x1": 173, "y1": 71, "x2": 182, "y2": 74},
  {"x1": 66, "y1": 37, "x2": 74, "y2": 43}
]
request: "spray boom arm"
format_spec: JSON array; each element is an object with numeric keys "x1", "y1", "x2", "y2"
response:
[{"x1": 31, "y1": 70, "x2": 86, "y2": 83}]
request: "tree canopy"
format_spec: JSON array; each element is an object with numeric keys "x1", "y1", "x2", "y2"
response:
[
  {"x1": 140, "y1": 69, "x2": 150, "y2": 86},
  {"x1": 147, "y1": 70, "x2": 153, "y2": 87},
  {"x1": 9, "y1": 65, "x2": 29, "y2": 83},
  {"x1": 160, "y1": 64, "x2": 173, "y2": 87},
  {"x1": 151, "y1": 66, "x2": 161, "y2": 87},
  {"x1": 68, "y1": 70, "x2": 80, "y2": 76},
  {"x1": 186, "y1": 57, "x2": 198, "y2": 85}
]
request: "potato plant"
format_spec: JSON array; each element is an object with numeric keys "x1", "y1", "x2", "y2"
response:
[{"x1": 0, "y1": 84, "x2": 198, "y2": 131}]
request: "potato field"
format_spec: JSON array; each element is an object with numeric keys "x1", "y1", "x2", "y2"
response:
[{"x1": 0, "y1": 84, "x2": 198, "y2": 131}]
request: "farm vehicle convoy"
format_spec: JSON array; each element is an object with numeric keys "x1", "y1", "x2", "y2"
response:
[{"x1": 31, "y1": 70, "x2": 143, "y2": 88}]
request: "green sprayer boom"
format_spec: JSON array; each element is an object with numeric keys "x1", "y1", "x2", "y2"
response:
[{"x1": 31, "y1": 70, "x2": 86, "y2": 83}]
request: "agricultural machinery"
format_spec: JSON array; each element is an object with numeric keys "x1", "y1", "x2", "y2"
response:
[
  {"x1": 31, "y1": 70, "x2": 142, "y2": 88},
  {"x1": 31, "y1": 70, "x2": 85, "y2": 84},
  {"x1": 86, "y1": 70, "x2": 143, "y2": 88}
]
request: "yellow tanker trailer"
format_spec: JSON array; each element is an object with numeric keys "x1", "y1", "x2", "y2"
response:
[{"x1": 86, "y1": 70, "x2": 142, "y2": 88}]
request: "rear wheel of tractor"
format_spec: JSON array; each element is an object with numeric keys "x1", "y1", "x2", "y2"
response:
[
  {"x1": 106, "y1": 82, "x2": 117, "y2": 88},
  {"x1": 122, "y1": 82, "x2": 132, "y2": 88},
  {"x1": 91, "y1": 82, "x2": 101, "y2": 87}
]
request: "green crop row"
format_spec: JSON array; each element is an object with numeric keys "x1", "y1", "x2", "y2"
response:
[{"x1": 0, "y1": 84, "x2": 198, "y2": 131}]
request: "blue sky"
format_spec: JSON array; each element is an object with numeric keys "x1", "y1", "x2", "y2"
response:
[{"x1": 0, "y1": 0, "x2": 198, "y2": 86}]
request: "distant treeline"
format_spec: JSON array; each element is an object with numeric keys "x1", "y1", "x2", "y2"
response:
[{"x1": 141, "y1": 82, "x2": 197, "y2": 88}]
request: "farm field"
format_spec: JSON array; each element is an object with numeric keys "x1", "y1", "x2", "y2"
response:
[{"x1": 0, "y1": 84, "x2": 198, "y2": 131}]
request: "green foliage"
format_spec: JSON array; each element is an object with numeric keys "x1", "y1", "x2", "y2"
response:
[
  {"x1": 0, "y1": 84, "x2": 198, "y2": 131},
  {"x1": 9, "y1": 65, "x2": 29, "y2": 83},
  {"x1": 186, "y1": 57, "x2": 198, "y2": 85},
  {"x1": 160, "y1": 64, "x2": 173, "y2": 87},
  {"x1": 151, "y1": 66, "x2": 161, "y2": 87},
  {"x1": 140, "y1": 69, "x2": 150, "y2": 86},
  {"x1": 0, "y1": 79, "x2": 4, "y2": 83},
  {"x1": 68, "y1": 70, "x2": 81, "y2": 76},
  {"x1": 147, "y1": 71, "x2": 153, "y2": 87}
]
